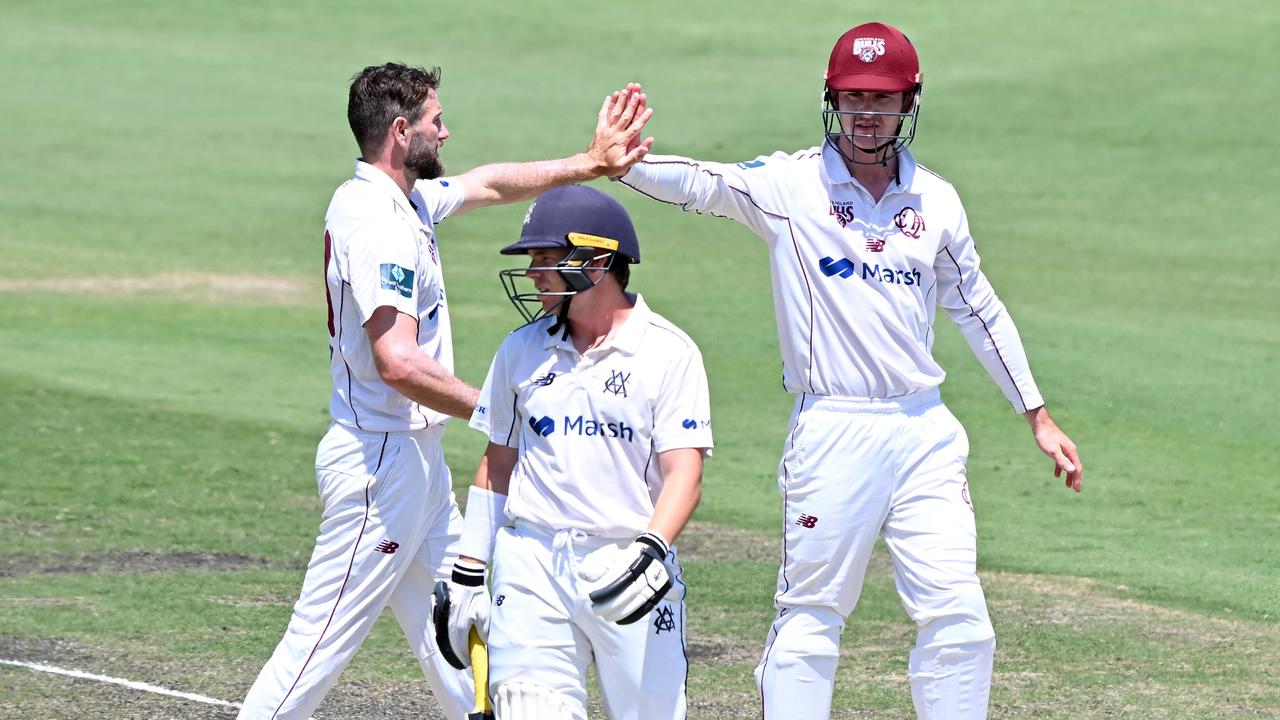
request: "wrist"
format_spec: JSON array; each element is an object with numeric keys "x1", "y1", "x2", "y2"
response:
[
  {"x1": 456, "y1": 486, "x2": 507, "y2": 562},
  {"x1": 637, "y1": 530, "x2": 670, "y2": 556},
  {"x1": 451, "y1": 557, "x2": 487, "y2": 587}
]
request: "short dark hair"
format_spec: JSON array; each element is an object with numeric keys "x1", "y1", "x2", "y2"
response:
[
  {"x1": 609, "y1": 258, "x2": 631, "y2": 290},
  {"x1": 347, "y1": 63, "x2": 441, "y2": 157}
]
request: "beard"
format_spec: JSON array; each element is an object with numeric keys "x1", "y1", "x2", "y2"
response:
[{"x1": 405, "y1": 133, "x2": 445, "y2": 180}]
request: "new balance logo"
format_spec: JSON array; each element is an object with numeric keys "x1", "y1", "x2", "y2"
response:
[
  {"x1": 796, "y1": 515, "x2": 819, "y2": 529},
  {"x1": 374, "y1": 540, "x2": 400, "y2": 554},
  {"x1": 529, "y1": 416, "x2": 555, "y2": 437},
  {"x1": 532, "y1": 372, "x2": 556, "y2": 387},
  {"x1": 866, "y1": 238, "x2": 886, "y2": 252}
]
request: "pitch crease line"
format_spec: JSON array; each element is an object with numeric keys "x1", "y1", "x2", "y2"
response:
[{"x1": 0, "y1": 658, "x2": 260, "y2": 712}]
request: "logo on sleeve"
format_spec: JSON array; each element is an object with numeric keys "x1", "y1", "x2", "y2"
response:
[
  {"x1": 529, "y1": 416, "x2": 556, "y2": 437},
  {"x1": 737, "y1": 160, "x2": 765, "y2": 169},
  {"x1": 379, "y1": 264, "x2": 414, "y2": 298},
  {"x1": 682, "y1": 418, "x2": 711, "y2": 430}
]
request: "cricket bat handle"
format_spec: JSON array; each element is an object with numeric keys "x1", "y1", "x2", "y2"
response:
[{"x1": 467, "y1": 627, "x2": 494, "y2": 720}]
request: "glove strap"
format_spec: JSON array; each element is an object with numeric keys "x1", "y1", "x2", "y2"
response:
[
  {"x1": 451, "y1": 558, "x2": 487, "y2": 587},
  {"x1": 456, "y1": 486, "x2": 507, "y2": 563},
  {"x1": 636, "y1": 530, "x2": 670, "y2": 558}
]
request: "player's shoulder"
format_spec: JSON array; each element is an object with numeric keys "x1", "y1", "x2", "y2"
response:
[
  {"x1": 327, "y1": 179, "x2": 395, "y2": 226},
  {"x1": 735, "y1": 146, "x2": 820, "y2": 171},
  {"x1": 640, "y1": 309, "x2": 701, "y2": 355},
  {"x1": 500, "y1": 315, "x2": 558, "y2": 351},
  {"x1": 911, "y1": 160, "x2": 961, "y2": 200}
]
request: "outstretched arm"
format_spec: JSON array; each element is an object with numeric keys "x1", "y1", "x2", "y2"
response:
[{"x1": 452, "y1": 85, "x2": 654, "y2": 216}]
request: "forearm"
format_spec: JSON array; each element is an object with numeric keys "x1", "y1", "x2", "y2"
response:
[
  {"x1": 457, "y1": 154, "x2": 602, "y2": 212},
  {"x1": 382, "y1": 353, "x2": 479, "y2": 420},
  {"x1": 647, "y1": 451, "x2": 704, "y2": 545}
]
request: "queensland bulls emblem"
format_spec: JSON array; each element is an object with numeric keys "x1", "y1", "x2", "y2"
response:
[
  {"x1": 893, "y1": 207, "x2": 926, "y2": 239},
  {"x1": 852, "y1": 37, "x2": 885, "y2": 63}
]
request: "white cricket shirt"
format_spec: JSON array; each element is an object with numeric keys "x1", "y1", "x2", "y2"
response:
[
  {"x1": 323, "y1": 161, "x2": 466, "y2": 431},
  {"x1": 618, "y1": 145, "x2": 1043, "y2": 413},
  {"x1": 469, "y1": 295, "x2": 714, "y2": 538}
]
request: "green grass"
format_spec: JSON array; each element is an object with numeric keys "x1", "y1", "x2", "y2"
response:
[{"x1": 1, "y1": 0, "x2": 1278, "y2": 717}]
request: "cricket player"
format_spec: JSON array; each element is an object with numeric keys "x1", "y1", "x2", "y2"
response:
[
  {"x1": 611, "y1": 22, "x2": 1084, "y2": 720},
  {"x1": 236, "y1": 64, "x2": 654, "y2": 720},
  {"x1": 432, "y1": 184, "x2": 713, "y2": 720}
]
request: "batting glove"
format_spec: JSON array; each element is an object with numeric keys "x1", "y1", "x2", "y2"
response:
[
  {"x1": 587, "y1": 532, "x2": 672, "y2": 625},
  {"x1": 430, "y1": 559, "x2": 490, "y2": 670}
]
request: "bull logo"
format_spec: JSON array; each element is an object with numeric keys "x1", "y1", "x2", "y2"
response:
[
  {"x1": 893, "y1": 207, "x2": 926, "y2": 239},
  {"x1": 852, "y1": 37, "x2": 885, "y2": 63}
]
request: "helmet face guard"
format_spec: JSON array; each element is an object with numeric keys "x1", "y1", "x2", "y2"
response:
[
  {"x1": 822, "y1": 85, "x2": 921, "y2": 166},
  {"x1": 499, "y1": 232, "x2": 620, "y2": 325}
]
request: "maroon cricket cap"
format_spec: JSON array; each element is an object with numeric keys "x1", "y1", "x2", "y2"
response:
[{"x1": 825, "y1": 22, "x2": 921, "y2": 92}]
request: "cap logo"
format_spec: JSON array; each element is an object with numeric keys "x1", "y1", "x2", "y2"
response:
[
  {"x1": 567, "y1": 232, "x2": 619, "y2": 251},
  {"x1": 852, "y1": 37, "x2": 885, "y2": 63}
]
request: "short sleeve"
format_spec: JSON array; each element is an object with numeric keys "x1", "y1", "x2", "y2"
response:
[
  {"x1": 470, "y1": 340, "x2": 520, "y2": 447},
  {"x1": 344, "y1": 218, "x2": 422, "y2": 325},
  {"x1": 414, "y1": 177, "x2": 467, "y2": 224},
  {"x1": 650, "y1": 345, "x2": 714, "y2": 456}
]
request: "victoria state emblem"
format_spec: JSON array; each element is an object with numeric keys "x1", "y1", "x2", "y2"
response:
[{"x1": 852, "y1": 37, "x2": 885, "y2": 62}]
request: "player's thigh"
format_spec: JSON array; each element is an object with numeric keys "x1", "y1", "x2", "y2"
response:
[
  {"x1": 488, "y1": 529, "x2": 592, "y2": 706},
  {"x1": 588, "y1": 577, "x2": 688, "y2": 720},
  {"x1": 883, "y1": 404, "x2": 984, "y2": 622},
  {"x1": 777, "y1": 408, "x2": 895, "y2": 613}
]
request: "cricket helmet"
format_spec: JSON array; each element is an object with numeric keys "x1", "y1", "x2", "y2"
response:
[
  {"x1": 822, "y1": 22, "x2": 924, "y2": 165},
  {"x1": 499, "y1": 184, "x2": 640, "y2": 325}
]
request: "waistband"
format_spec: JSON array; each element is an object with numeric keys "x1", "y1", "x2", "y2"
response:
[
  {"x1": 328, "y1": 421, "x2": 446, "y2": 442},
  {"x1": 796, "y1": 387, "x2": 941, "y2": 416}
]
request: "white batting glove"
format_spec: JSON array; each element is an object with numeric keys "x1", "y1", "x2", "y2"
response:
[
  {"x1": 587, "y1": 532, "x2": 672, "y2": 625},
  {"x1": 430, "y1": 559, "x2": 490, "y2": 669}
]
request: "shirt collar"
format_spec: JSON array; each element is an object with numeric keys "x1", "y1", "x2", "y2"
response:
[
  {"x1": 820, "y1": 142, "x2": 919, "y2": 197},
  {"x1": 541, "y1": 292, "x2": 653, "y2": 356},
  {"x1": 354, "y1": 160, "x2": 419, "y2": 218}
]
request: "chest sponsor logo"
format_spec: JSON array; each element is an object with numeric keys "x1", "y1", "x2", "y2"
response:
[
  {"x1": 603, "y1": 370, "x2": 630, "y2": 397},
  {"x1": 893, "y1": 207, "x2": 926, "y2": 239},
  {"x1": 529, "y1": 416, "x2": 555, "y2": 436},
  {"x1": 819, "y1": 256, "x2": 922, "y2": 286},
  {"x1": 853, "y1": 37, "x2": 886, "y2": 62},
  {"x1": 829, "y1": 202, "x2": 857, "y2": 228},
  {"x1": 379, "y1": 264, "x2": 414, "y2": 298}
]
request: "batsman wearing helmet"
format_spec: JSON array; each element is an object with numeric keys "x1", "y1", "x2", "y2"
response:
[
  {"x1": 432, "y1": 184, "x2": 713, "y2": 720},
  {"x1": 613, "y1": 22, "x2": 1083, "y2": 720}
]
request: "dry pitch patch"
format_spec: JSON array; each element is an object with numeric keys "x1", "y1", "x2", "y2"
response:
[
  {"x1": 2, "y1": 524, "x2": 1277, "y2": 719},
  {"x1": 0, "y1": 274, "x2": 314, "y2": 306}
]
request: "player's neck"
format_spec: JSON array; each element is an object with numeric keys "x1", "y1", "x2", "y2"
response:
[
  {"x1": 566, "y1": 288, "x2": 634, "y2": 354},
  {"x1": 367, "y1": 158, "x2": 415, "y2": 199},
  {"x1": 848, "y1": 156, "x2": 898, "y2": 203}
]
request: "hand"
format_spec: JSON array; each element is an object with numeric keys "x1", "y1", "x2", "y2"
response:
[
  {"x1": 587, "y1": 532, "x2": 672, "y2": 625},
  {"x1": 1024, "y1": 406, "x2": 1083, "y2": 492},
  {"x1": 430, "y1": 560, "x2": 490, "y2": 670},
  {"x1": 586, "y1": 83, "x2": 654, "y2": 179}
]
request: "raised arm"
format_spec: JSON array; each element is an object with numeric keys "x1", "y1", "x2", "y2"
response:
[{"x1": 451, "y1": 85, "x2": 654, "y2": 216}]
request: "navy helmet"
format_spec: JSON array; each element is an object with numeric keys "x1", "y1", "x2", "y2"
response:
[{"x1": 499, "y1": 185, "x2": 639, "y2": 325}]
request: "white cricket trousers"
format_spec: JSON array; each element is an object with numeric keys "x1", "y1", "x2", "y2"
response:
[
  {"x1": 755, "y1": 389, "x2": 995, "y2": 720},
  {"x1": 238, "y1": 423, "x2": 473, "y2": 720},
  {"x1": 487, "y1": 522, "x2": 689, "y2": 720}
]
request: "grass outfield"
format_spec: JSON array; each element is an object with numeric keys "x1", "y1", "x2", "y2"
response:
[{"x1": 2, "y1": 0, "x2": 1278, "y2": 718}]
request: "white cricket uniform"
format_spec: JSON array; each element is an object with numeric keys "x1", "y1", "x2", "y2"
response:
[
  {"x1": 620, "y1": 145, "x2": 1044, "y2": 720},
  {"x1": 239, "y1": 161, "x2": 472, "y2": 720},
  {"x1": 469, "y1": 296, "x2": 713, "y2": 720}
]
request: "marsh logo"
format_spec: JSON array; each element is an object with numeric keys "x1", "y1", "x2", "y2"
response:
[
  {"x1": 682, "y1": 418, "x2": 711, "y2": 430},
  {"x1": 819, "y1": 256, "x2": 922, "y2": 286},
  {"x1": 529, "y1": 416, "x2": 555, "y2": 437},
  {"x1": 379, "y1": 264, "x2": 414, "y2": 298},
  {"x1": 565, "y1": 415, "x2": 635, "y2": 442},
  {"x1": 893, "y1": 207, "x2": 926, "y2": 239},
  {"x1": 853, "y1": 37, "x2": 885, "y2": 62}
]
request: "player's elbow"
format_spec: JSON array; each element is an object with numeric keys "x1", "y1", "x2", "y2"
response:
[{"x1": 374, "y1": 351, "x2": 414, "y2": 388}]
